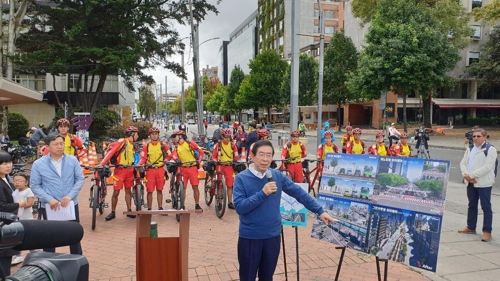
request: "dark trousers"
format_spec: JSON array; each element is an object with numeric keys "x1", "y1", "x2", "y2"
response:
[
  {"x1": 467, "y1": 184, "x2": 492, "y2": 233},
  {"x1": 40, "y1": 204, "x2": 83, "y2": 255},
  {"x1": 388, "y1": 135, "x2": 399, "y2": 147},
  {"x1": 238, "y1": 236, "x2": 280, "y2": 281}
]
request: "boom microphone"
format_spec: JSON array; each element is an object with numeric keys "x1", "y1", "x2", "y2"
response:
[
  {"x1": 265, "y1": 170, "x2": 276, "y2": 194},
  {"x1": 0, "y1": 220, "x2": 84, "y2": 251}
]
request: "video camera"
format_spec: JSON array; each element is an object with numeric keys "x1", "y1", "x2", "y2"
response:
[
  {"x1": 0, "y1": 212, "x2": 88, "y2": 281},
  {"x1": 465, "y1": 131, "x2": 473, "y2": 140}
]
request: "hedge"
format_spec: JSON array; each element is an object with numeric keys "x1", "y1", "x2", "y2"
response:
[{"x1": 107, "y1": 122, "x2": 153, "y2": 140}]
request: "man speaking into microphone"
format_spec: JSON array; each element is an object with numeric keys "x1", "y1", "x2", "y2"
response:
[{"x1": 233, "y1": 140, "x2": 337, "y2": 281}]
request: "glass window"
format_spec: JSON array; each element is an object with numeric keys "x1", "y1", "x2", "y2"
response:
[
  {"x1": 468, "y1": 51, "x2": 480, "y2": 65},
  {"x1": 472, "y1": 0, "x2": 482, "y2": 9},
  {"x1": 69, "y1": 74, "x2": 81, "y2": 90},
  {"x1": 325, "y1": 26, "x2": 334, "y2": 34},
  {"x1": 13, "y1": 74, "x2": 46, "y2": 91},
  {"x1": 471, "y1": 25, "x2": 481, "y2": 39},
  {"x1": 324, "y1": 11, "x2": 335, "y2": 19}
]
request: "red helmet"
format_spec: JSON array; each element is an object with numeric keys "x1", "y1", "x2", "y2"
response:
[
  {"x1": 171, "y1": 130, "x2": 186, "y2": 137},
  {"x1": 56, "y1": 118, "x2": 70, "y2": 127},
  {"x1": 148, "y1": 127, "x2": 160, "y2": 134},
  {"x1": 323, "y1": 131, "x2": 333, "y2": 138},
  {"x1": 257, "y1": 129, "x2": 269, "y2": 138},
  {"x1": 400, "y1": 132, "x2": 409, "y2": 138},
  {"x1": 124, "y1": 126, "x2": 139, "y2": 134},
  {"x1": 221, "y1": 128, "x2": 232, "y2": 137},
  {"x1": 346, "y1": 126, "x2": 353, "y2": 131},
  {"x1": 375, "y1": 131, "x2": 385, "y2": 138},
  {"x1": 353, "y1": 128, "x2": 362, "y2": 134},
  {"x1": 290, "y1": 130, "x2": 300, "y2": 137}
]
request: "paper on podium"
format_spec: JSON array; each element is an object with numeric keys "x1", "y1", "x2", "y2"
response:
[{"x1": 45, "y1": 201, "x2": 76, "y2": 221}]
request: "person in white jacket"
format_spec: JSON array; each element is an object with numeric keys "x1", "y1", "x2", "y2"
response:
[{"x1": 459, "y1": 128, "x2": 496, "y2": 242}]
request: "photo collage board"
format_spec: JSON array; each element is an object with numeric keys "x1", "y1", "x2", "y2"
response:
[{"x1": 311, "y1": 153, "x2": 450, "y2": 272}]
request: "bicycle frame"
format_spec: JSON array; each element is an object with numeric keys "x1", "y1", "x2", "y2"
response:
[{"x1": 302, "y1": 160, "x2": 323, "y2": 197}]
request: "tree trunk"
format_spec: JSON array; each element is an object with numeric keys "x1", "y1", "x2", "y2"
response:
[
  {"x1": 267, "y1": 107, "x2": 271, "y2": 123},
  {"x1": 422, "y1": 93, "x2": 432, "y2": 128},
  {"x1": 52, "y1": 74, "x2": 62, "y2": 108},
  {"x1": 90, "y1": 72, "x2": 108, "y2": 116},
  {"x1": 253, "y1": 107, "x2": 258, "y2": 120},
  {"x1": 14, "y1": 1, "x2": 29, "y2": 38},
  {"x1": 0, "y1": 2, "x2": 3, "y2": 77},
  {"x1": 403, "y1": 93, "x2": 407, "y2": 133},
  {"x1": 337, "y1": 104, "x2": 342, "y2": 131},
  {"x1": 6, "y1": 0, "x2": 14, "y2": 79}
]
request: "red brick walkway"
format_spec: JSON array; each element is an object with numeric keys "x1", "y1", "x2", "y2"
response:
[{"x1": 13, "y1": 177, "x2": 430, "y2": 281}]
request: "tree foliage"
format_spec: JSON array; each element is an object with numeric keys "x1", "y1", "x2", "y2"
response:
[
  {"x1": 473, "y1": 0, "x2": 500, "y2": 25},
  {"x1": 414, "y1": 179, "x2": 443, "y2": 197},
  {"x1": 8, "y1": 112, "x2": 29, "y2": 140},
  {"x1": 282, "y1": 53, "x2": 318, "y2": 106},
  {"x1": 226, "y1": 66, "x2": 246, "y2": 115},
  {"x1": 468, "y1": 26, "x2": 500, "y2": 88},
  {"x1": 169, "y1": 97, "x2": 182, "y2": 115},
  {"x1": 347, "y1": 0, "x2": 460, "y2": 131},
  {"x1": 137, "y1": 87, "x2": 156, "y2": 119},
  {"x1": 328, "y1": 177, "x2": 336, "y2": 187},
  {"x1": 377, "y1": 173, "x2": 408, "y2": 186},
  {"x1": 13, "y1": 0, "x2": 219, "y2": 116}
]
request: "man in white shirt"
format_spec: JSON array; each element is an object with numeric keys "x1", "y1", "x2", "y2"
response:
[
  {"x1": 388, "y1": 123, "x2": 401, "y2": 147},
  {"x1": 459, "y1": 128, "x2": 496, "y2": 242}
]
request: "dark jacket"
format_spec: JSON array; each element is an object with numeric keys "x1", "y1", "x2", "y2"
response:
[{"x1": 0, "y1": 177, "x2": 20, "y2": 257}]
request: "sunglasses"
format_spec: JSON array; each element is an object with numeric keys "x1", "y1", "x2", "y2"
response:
[{"x1": 473, "y1": 135, "x2": 483, "y2": 138}]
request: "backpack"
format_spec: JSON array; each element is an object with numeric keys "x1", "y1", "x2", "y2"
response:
[
  {"x1": 108, "y1": 140, "x2": 127, "y2": 165},
  {"x1": 212, "y1": 128, "x2": 222, "y2": 143},
  {"x1": 470, "y1": 143, "x2": 498, "y2": 177}
]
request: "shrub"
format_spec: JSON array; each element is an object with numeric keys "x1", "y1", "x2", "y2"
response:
[
  {"x1": 107, "y1": 122, "x2": 152, "y2": 140},
  {"x1": 8, "y1": 112, "x2": 29, "y2": 140},
  {"x1": 89, "y1": 107, "x2": 122, "y2": 138}
]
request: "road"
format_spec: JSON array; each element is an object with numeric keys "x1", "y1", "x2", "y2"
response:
[{"x1": 162, "y1": 122, "x2": 500, "y2": 190}]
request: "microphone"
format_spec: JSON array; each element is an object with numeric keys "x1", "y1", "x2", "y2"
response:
[
  {"x1": 0, "y1": 220, "x2": 84, "y2": 251},
  {"x1": 265, "y1": 170, "x2": 276, "y2": 194}
]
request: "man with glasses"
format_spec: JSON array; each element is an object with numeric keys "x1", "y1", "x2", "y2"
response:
[
  {"x1": 30, "y1": 134, "x2": 85, "y2": 254},
  {"x1": 459, "y1": 128, "x2": 497, "y2": 242},
  {"x1": 233, "y1": 140, "x2": 337, "y2": 281}
]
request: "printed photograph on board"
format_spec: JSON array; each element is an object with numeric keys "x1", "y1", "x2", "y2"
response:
[
  {"x1": 322, "y1": 153, "x2": 379, "y2": 178},
  {"x1": 319, "y1": 175, "x2": 375, "y2": 201}
]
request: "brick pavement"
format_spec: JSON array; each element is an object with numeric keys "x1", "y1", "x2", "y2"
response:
[{"x1": 11, "y1": 177, "x2": 430, "y2": 281}]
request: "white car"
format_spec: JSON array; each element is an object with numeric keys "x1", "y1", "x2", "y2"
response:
[{"x1": 187, "y1": 119, "x2": 196, "y2": 125}]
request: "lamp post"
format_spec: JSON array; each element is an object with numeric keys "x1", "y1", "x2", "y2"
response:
[
  {"x1": 316, "y1": 0, "x2": 325, "y2": 149},
  {"x1": 290, "y1": 0, "x2": 300, "y2": 131}
]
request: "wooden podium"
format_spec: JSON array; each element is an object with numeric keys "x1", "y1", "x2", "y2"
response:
[{"x1": 124, "y1": 209, "x2": 201, "y2": 281}]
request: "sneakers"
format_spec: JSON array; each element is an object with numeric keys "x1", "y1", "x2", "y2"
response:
[
  {"x1": 105, "y1": 212, "x2": 116, "y2": 221},
  {"x1": 458, "y1": 227, "x2": 476, "y2": 234},
  {"x1": 11, "y1": 256, "x2": 23, "y2": 265},
  {"x1": 127, "y1": 209, "x2": 136, "y2": 218},
  {"x1": 195, "y1": 204, "x2": 202, "y2": 210},
  {"x1": 159, "y1": 207, "x2": 164, "y2": 210},
  {"x1": 228, "y1": 203, "x2": 235, "y2": 209}
]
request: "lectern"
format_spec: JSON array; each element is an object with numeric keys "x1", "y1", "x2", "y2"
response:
[{"x1": 124, "y1": 209, "x2": 201, "y2": 281}]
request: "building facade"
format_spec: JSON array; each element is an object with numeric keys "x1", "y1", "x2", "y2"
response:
[{"x1": 227, "y1": 10, "x2": 259, "y2": 76}]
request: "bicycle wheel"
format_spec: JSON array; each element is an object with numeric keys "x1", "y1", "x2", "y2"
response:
[
  {"x1": 215, "y1": 179, "x2": 227, "y2": 219},
  {"x1": 92, "y1": 185, "x2": 98, "y2": 230},
  {"x1": 204, "y1": 174, "x2": 214, "y2": 206},
  {"x1": 134, "y1": 184, "x2": 142, "y2": 211},
  {"x1": 99, "y1": 181, "x2": 106, "y2": 215},
  {"x1": 175, "y1": 181, "x2": 185, "y2": 222}
]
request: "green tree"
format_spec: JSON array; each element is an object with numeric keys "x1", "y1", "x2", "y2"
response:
[
  {"x1": 414, "y1": 179, "x2": 443, "y2": 197},
  {"x1": 423, "y1": 163, "x2": 433, "y2": 170},
  {"x1": 137, "y1": 87, "x2": 156, "y2": 119},
  {"x1": 468, "y1": 26, "x2": 500, "y2": 88},
  {"x1": 185, "y1": 87, "x2": 197, "y2": 114},
  {"x1": 8, "y1": 112, "x2": 29, "y2": 140},
  {"x1": 330, "y1": 158, "x2": 339, "y2": 168},
  {"x1": 347, "y1": 0, "x2": 460, "y2": 132},
  {"x1": 89, "y1": 106, "x2": 121, "y2": 138},
  {"x1": 377, "y1": 173, "x2": 408, "y2": 186},
  {"x1": 14, "y1": 0, "x2": 218, "y2": 116},
  {"x1": 328, "y1": 177, "x2": 336, "y2": 187},
  {"x1": 473, "y1": 0, "x2": 500, "y2": 25},
  {"x1": 235, "y1": 76, "x2": 258, "y2": 112},
  {"x1": 282, "y1": 53, "x2": 319, "y2": 107},
  {"x1": 169, "y1": 97, "x2": 182, "y2": 115},
  {"x1": 227, "y1": 66, "x2": 246, "y2": 119},
  {"x1": 245, "y1": 50, "x2": 288, "y2": 120},
  {"x1": 324, "y1": 30, "x2": 359, "y2": 131}
]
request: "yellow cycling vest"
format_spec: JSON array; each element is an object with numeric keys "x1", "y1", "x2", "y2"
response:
[
  {"x1": 401, "y1": 144, "x2": 411, "y2": 156},
  {"x1": 219, "y1": 142, "x2": 233, "y2": 162},
  {"x1": 351, "y1": 141, "x2": 364, "y2": 154},
  {"x1": 118, "y1": 140, "x2": 135, "y2": 166},
  {"x1": 146, "y1": 142, "x2": 164, "y2": 167},
  {"x1": 64, "y1": 134, "x2": 75, "y2": 156},
  {"x1": 321, "y1": 144, "x2": 335, "y2": 160},
  {"x1": 377, "y1": 144, "x2": 387, "y2": 156},
  {"x1": 177, "y1": 141, "x2": 196, "y2": 164},
  {"x1": 289, "y1": 142, "x2": 302, "y2": 163}
]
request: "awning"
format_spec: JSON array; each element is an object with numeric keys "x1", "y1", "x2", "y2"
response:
[
  {"x1": 433, "y1": 98, "x2": 500, "y2": 109},
  {"x1": 0, "y1": 78, "x2": 43, "y2": 105}
]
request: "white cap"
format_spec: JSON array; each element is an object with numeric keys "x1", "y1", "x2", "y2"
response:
[
  {"x1": 31, "y1": 127, "x2": 37, "y2": 131},
  {"x1": 391, "y1": 123, "x2": 395, "y2": 126}
]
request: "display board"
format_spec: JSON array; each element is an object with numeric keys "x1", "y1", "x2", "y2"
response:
[
  {"x1": 311, "y1": 153, "x2": 450, "y2": 272},
  {"x1": 281, "y1": 183, "x2": 309, "y2": 227}
]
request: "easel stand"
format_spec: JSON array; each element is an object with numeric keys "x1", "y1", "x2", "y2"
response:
[
  {"x1": 281, "y1": 226, "x2": 300, "y2": 281},
  {"x1": 375, "y1": 257, "x2": 389, "y2": 281},
  {"x1": 334, "y1": 246, "x2": 346, "y2": 280},
  {"x1": 124, "y1": 209, "x2": 201, "y2": 281}
]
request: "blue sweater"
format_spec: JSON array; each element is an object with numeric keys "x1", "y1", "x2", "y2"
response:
[
  {"x1": 233, "y1": 168, "x2": 324, "y2": 239},
  {"x1": 30, "y1": 154, "x2": 85, "y2": 206}
]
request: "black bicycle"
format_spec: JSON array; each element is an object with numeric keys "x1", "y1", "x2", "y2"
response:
[
  {"x1": 88, "y1": 166, "x2": 112, "y2": 230},
  {"x1": 165, "y1": 161, "x2": 196, "y2": 222},
  {"x1": 131, "y1": 165, "x2": 147, "y2": 212}
]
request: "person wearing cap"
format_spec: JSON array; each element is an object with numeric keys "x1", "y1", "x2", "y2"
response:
[
  {"x1": 281, "y1": 130, "x2": 306, "y2": 183},
  {"x1": 346, "y1": 128, "x2": 366, "y2": 154},
  {"x1": 368, "y1": 131, "x2": 391, "y2": 156},
  {"x1": 170, "y1": 130, "x2": 205, "y2": 210},
  {"x1": 98, "y1": 126, "x2": 140, "y2": 221},
  {"x1": 390, "y1": 132, "x2": 412, "y2": 157},
  {"x1": 320, "y1": 121, "x2": 334, "y2": 144},
  {"x1": 139, "y1": 127, "x2": 172, "y2": 211},
  {"x1": 248, "y1": 129, "x2": 271, "y2": 160},
  {"x1": 212, "y1": 128, "x2": 239, "y2": 210},
  {"x1": 29, "y1": 125, "x2": 47, "y2": 146},
  {"x1": 26, "y1": 127, "x2": 35, "y2": 138},
  {"x1": 43, "y1": 118, "x2": 86, "y2": 159},
  {"x1": 388, "y1": 123, "x2": 401, "y2": 147},
  {"x1": 341, "y1": 126, "x2": 354, "y2": 153},
  {"x1": 317, "y1": 131, "x2": 339, "y2": 160}
]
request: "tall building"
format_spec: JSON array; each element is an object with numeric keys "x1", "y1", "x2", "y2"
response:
[
  {"x1": 217, "y1": 41, "x2": 229, "y2": 85},
  {"x1": 202, "y1": 65, "x2": 219, "y2": 81},
  {"x1": 227, "y1": 10, "x2": 259, "y2": 76},
  {"x1": 343, "y1": 0, "x2": 499, "y2": 127}
]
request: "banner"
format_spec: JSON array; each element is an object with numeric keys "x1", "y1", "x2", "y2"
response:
[
  {"x1": 280, "y1": 183, "x2": 309, "y2": 227},
  {"x1": 311, "y1": 153, "x2": 450, "y2": 272}
]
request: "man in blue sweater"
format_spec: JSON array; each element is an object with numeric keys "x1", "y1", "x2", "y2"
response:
[
  {"x1": 30, "y1": 134, "x2": 85, "y2": 255},
  {"x1": 233, "y1": 140, "x2": 337, "y2": 281}
]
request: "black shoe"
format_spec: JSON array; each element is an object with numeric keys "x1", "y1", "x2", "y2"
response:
[
  {"x1": 159, "y1": 207, "x2": 163, "y2": 210},
  {"x1": 195, "y1": 204, "x2": 202, "y2": 210},
  {"x1": 105, "y1": 212, "x2": 116, "y2": 221},
  {"x1": 228, "y1": 203, "x2": 235, "y2": 209},
  {"x1": 126, "y1": 209, "x2": 136, "y2": 218},
  {"x1": 147, "y1": 208, "x2": 152, "y2": 211}
]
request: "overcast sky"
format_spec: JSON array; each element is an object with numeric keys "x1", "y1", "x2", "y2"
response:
[{"x1": 143, "y1": 0, "x2": 258, "y2": 96}]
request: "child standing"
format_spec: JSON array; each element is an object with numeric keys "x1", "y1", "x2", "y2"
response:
[{"x1": 11, "y1": 173, "x2": 35, "y2": 265}]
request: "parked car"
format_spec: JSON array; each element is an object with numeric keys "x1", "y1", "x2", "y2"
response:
[{"x1": 187, "y1": 119, "x2": 196, "y2": 125}]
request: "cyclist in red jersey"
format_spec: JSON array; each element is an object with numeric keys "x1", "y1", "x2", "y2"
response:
[
  {"x1": 212, "y1": 128, "x2": 239, "y2": 209},
  {"x1": 99, "y1": 126, "x2": 139, "y2": 221},
  {"x1": 43, "y1": 118, "x2": 86, "y2": 159},
  {"x1": 281, "y1": 130, "x2": 306, "y2": 183},
  {"x1": 368, "y1": 131, "x2": 391, "y2": 156}
]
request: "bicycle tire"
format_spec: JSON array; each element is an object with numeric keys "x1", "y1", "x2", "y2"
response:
[
  {"x1": 215, "y1": 179, "x2": 227, "y2": 219},
  {"x1": 176, "y1": 181, "x2": 185, "y2": 222},
  {"x1": 92, "y1": 185, "x2": 98, "y2": 230},
  {"x1": 99, "y1": 180, "x2": 106, "y2": 214},
  {"x1": 204, "y1": 174, "x2": 214, "y2": 206},
  {"x1": 134, "y1": 184, "x2": 142, "y2": 211}
]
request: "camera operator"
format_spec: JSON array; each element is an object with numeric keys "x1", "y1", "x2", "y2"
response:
[
  {"x1": 465, "y1": 126, "x2": 479, "y2": 149},
  {"x1": 414, "y1": 126, "x2": 430, "y2": 151}
]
